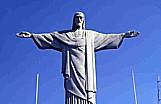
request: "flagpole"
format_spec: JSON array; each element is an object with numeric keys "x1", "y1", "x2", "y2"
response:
[
  {"x1": 36, "y1": 74, "x2": 39, "y2": 104},
  {"x1": 132, "y1": 70, "x2": 138, "y2": 104},
  {"x1": 157, "y1": 75, "x2": 160, "y2": 104}
]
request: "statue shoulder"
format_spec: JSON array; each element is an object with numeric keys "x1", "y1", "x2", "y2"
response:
[
  {"x1": 53, "y1": 30, "x2": 72, "y2": 34},
  {"x1": 84, "y1": 30, "x2": 97, "y2": 34}
]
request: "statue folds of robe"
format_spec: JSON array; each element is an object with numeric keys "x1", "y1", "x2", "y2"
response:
[{"x1": 32, "y1": 30, "x2": 124, "y2": 104}]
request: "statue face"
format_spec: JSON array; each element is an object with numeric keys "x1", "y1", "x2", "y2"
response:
[{"x1": 74, "y1": 13, "x2": 84, "y2": 29}]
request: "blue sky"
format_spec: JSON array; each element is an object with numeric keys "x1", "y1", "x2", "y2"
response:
[{"x1": 0, "y1": 0, "x2": 161, "y2": 104}]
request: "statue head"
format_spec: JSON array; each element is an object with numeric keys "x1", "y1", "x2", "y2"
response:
[{"x1": 72, "y1": 12, "x2": 85, "y2": 30}]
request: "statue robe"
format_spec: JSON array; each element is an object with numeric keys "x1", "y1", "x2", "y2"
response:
[{"x1": 32, "y1": 30, "x2": 124, "y2": 104}]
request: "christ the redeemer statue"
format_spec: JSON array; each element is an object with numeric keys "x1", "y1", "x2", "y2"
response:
[{"x1": 16, "y1": 12, "x2": 139, "y2": 104}]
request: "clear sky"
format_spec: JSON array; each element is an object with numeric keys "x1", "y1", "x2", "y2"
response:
[{"x1": 0, "y1": 0, "x2": 161, "y2": 104}]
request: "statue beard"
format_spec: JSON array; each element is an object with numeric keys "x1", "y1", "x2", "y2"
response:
[
  {"x1": 75, "y1": 23, "x2": 84, "y2": 30},
  {"x1": 76, "y1": 25, "x2": 81, "y2": 29}
]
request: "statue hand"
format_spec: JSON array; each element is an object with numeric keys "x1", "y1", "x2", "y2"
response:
[
  {"x1": 123, "y1": 31, "x2": 140, "y2": 38},
  {"x1": 16, "y1": 31, "x2": 32, "y2": 38}
]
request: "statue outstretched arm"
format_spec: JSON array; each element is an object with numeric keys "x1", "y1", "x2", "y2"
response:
[
  {"x1": 16, "y1": 31, "x2": 62, "y2": 51},
  {"x1": 94, "y1": 30, "x2": 140, "y2": 52}
]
